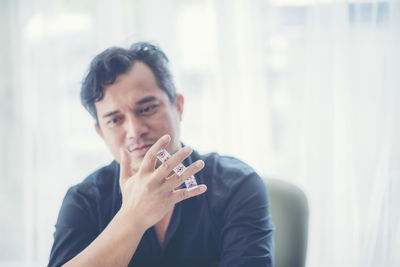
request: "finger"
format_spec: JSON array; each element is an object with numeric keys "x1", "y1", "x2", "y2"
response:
[
  {"x1": 172, "y1": 185, "x2": 207, "y2": 203},
  {"x1": 141, "y1": 134, "x2": 171, "y2": 171},
  {"x1": 119, "y1": 148, "x2": 132, "y2": 186},
  {"x1": 164, "y1": 160, "x2": 204, "y2": 190},
  {"x1": 155, "y1": 146, "x2": 192, "y2": 180}
]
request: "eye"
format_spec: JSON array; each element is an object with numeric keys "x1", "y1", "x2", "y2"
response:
[
  {"x1": 140, "y1": 105, "x2": 159, "y2": 115},
  {"x1": 107, "y1": 116, "x2": 122, "y2": 126}
]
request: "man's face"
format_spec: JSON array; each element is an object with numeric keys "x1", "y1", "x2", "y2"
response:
[{"x1": 94, "y1": 61, "x2": 184, "y2": 172}]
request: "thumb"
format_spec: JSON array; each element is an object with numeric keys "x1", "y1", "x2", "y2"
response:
[{"x1": 119, "y1": 148, "x2": 132, "y2": 186}]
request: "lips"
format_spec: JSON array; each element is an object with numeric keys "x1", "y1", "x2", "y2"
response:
[{"x1": 127, "y1": 144, "x2": 153, "y2": 156}]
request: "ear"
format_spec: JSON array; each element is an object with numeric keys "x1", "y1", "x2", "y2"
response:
[
  {"x1": 95, "y1": 123, "x2": 104, "y2": 139},
  {"x1": 175, "y1": 94, "x2": 184, "y2": 121}
]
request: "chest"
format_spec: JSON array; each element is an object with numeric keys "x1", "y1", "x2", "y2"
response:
[
  {"x1": 154, "y1": 208, "x2": 173, "y2": 246},
  {"x1": 129, "y1": 200, "x2": 220, "y2": 267}
]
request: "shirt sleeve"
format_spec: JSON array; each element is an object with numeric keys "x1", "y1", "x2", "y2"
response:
[
  {"x1": 218, "y1": 174, "x2": 275, "y2": 267},
  {"x1": 48, "y1": 186, "x2": 99, "y2": 267}
]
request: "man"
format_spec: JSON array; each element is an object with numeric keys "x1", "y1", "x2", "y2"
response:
[{"x1": 49, "y1": 42, "x2": 274, "y2": 267}]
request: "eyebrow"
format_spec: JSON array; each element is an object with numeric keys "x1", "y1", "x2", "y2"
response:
[
  {"x1": 101, "y1": 96, "x2": 158, "y2": 119},
  {"x1": 136, "y1": 96, "x2": 157, "y2": 105},
  {"x1": 102, "y1": 110, "x2": 120, "y2": 119}
]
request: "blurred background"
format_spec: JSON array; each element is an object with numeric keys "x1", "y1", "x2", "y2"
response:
[{"x1": 1, "y1": 0, "x2": 399, "y2": 266}]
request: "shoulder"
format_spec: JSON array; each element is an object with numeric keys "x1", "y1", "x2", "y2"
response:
[
  {"x1": 201, "y1": 152, "x2": 256, "y2": 178},
  {"x1": 197, "y1": 152, "x2": 267, "y2": 212},
  {"x1": 199, "y1": 152, "x2": 263, "y2": 190},
  {"x1": 67, "y1": 160, "x2": 119, "y2": 200},
  {"x1": 57, "y1": 161, "x2": 119, "y2": 228}
]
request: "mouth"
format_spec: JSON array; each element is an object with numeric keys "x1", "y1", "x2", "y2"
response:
[{"x1": 127, "y1": 144, "x2": 153, "y2": 156}]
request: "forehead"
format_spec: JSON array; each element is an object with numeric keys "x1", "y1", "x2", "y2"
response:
[{"x1": 96, "y1": 61, "x2": 169, "y2": 110}]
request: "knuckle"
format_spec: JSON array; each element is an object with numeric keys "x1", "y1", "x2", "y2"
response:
[
  {"x1": 180, "y1": 190, "x2": 188, "y2": 199},
  {"x1": 144, "y1": 183, "x2": 152, "y2": 193},
  {"x1": 147, "y1": 152, "x2": 156, "y2": 162},
  {"x1": 161, "y1": 161, "x2": 170, "y2": 171},
  {"x1": 147, "y1": 153, "x2": 154, "y2": 161}
]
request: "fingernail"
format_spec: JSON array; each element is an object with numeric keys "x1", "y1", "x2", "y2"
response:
[
  {"x1": 182, "y1": 146, "x2": 191, "y2": 153},
  {"x1": 162, "y1": 135, "x2": 170, "y2": 142},
  {"x1": 195, "y1": 160, "x2": 204, "y2": 167},
  {"x1": 199, "y1": 185, "x2": 206, "y2": 192}
]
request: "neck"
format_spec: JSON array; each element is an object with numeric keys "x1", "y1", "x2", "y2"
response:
[{"x1": 154, "y1": 206, "x2": 174, "y2": 247}]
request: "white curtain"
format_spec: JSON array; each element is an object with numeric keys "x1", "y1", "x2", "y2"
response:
[{"x1": 1, "y1": 0, "x2": 399, "y2": 266}]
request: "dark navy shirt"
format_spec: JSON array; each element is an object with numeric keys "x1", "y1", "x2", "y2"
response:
[{"x1": 49, "y1": 149, "x2": 274, "y2": 267}]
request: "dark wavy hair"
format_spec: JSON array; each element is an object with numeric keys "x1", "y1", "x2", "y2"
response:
[{"x1": 80, "y1": 42, "x2": 177, "y2": 123}]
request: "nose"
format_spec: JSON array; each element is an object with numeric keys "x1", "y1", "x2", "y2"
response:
[{"x1": 124, "y1": 114, "x2": 149, "y2": 141}]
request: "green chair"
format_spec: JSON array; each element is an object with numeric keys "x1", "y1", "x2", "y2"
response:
[{"x1": 265, "y1": 178, "x2": 309, "y2": 267}]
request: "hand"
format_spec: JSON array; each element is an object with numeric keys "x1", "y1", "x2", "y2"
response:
[{"x1": 118, "y1": 135, "x2": 207, "y2": 230}]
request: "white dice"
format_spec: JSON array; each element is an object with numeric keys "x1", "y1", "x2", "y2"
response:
[{"x1": 156, "y1": 148, "x2": 198, "y2": 190}]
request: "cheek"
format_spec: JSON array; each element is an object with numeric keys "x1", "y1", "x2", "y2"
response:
[
  {"x1": 103, "y1": 129, "x2": 125, "y2": 146},
  {"x1": 162, "y1": 114, "x2": 179, "y2": 132},
  {"x1": 164, "y1": 114, "x2": 181, "y2": 142}
]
